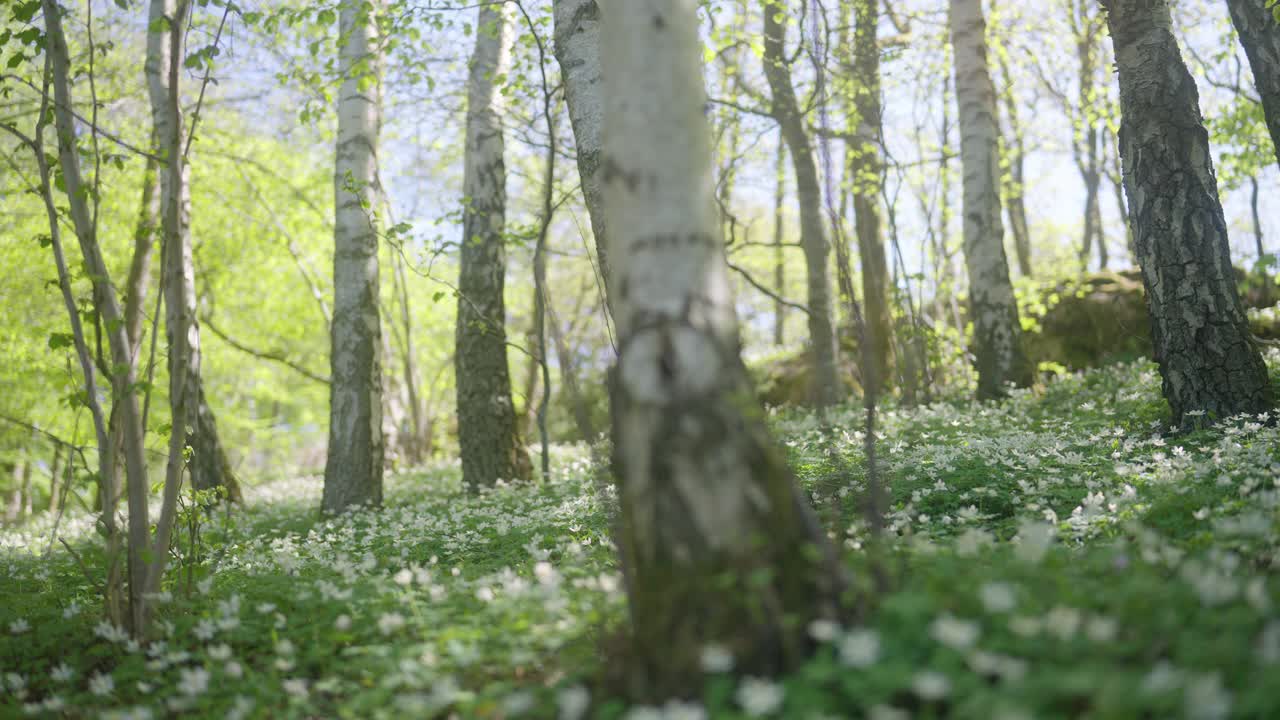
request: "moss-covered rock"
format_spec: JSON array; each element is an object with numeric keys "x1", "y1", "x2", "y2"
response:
[
  {"x1": 750, "y1": 270, "x2": 1279, "y2": 404},
  {"x1": 1026, "y1": 269, "x2": 1279, "y2": 370},
  {"x1": 1024, "y1": 271, "x2": 1153, "y2": 370}
]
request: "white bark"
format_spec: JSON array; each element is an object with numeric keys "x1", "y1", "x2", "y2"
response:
[
  {"x1": 325, "y1": 0, "x2": 385, "y2": 511},
  {"x1": 601, "y1": 0, "x2": 843, "y2": 690},
  {"x1": 553, "y1": 0, "x2": 612, "y2": 304},
  {"x1": 949, "y1": 0, "x2": 1032, "y2": 398}
]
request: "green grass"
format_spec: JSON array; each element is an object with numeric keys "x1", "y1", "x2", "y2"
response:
[{"x1": 2, "y1": 358, "x2": 1279, "y2": 718}]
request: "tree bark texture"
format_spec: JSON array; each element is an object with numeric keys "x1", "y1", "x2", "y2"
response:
[
  {"x1": 553, "y1": 0, "x2": 613, "y2": 307},
  {"x1": 147, "y1": 0, "x2": 241, "y2": 506},
  {"x1": 990, "y1": 0, "x2": 1033, "y2": 277},
  {"x1": 601, "y1": 0, "x2": 846, "y2": 697},
  {"x1": 772, "y1": 133, "x2": 787, "y2": 346},
  {"x1": 43, "y1": 0, "x2": 152, "y2": 631},
  {"x1": 455, "y1": 4, "x2": 526, "y2": 489},
  {"x1": 949, "y1": 0, "x2": 1034, "y2": 399},
  {"x1": 1103, "y1": 0, "x2": 1273, "y2": 427},
  {"x1": 1227, "y1": 0, "x2": 1280, "y2": 166},
  {"x1": 762, "y1": 0, "x2": 841, "y2": 407},
  {"x1": 325, "y1": 0, "x2": 385, "y2": 511},
  {"x1": 849, "y1": 0, "x2": 894, "y2": 398}
]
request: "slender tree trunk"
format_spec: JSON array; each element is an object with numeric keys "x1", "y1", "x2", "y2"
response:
[
  {"x1": 991, "y1": 0, "x2": 1033, "y2": 277},
  {"x1": 762, "y1": 0, "x2": 841, "y2": 407},
  {"x1": 849, "y1": 0, "x2": 894, "y2": 398},
  {"x1": 1069, "y1": 1, "x2": 1108, "y2": 271},
  {"x1": 547, "y1": 286, "x2": 596, "y2": 442},
  {"x1": 521, "y1": 294, "x2": 543, "y2": 441},
  {"x1": 392, "y1": 256, "x2": 427, "y2": 465},
  {"x1": 1102, "y1": 128, "x2": 1136, "y2": 262},
  {"x1": 42, "y1": 0, "x2": 151, "y2": 631},
  {"x1": 553, "y1": 0, "x2": 613, "y2": 309},
  {"x1": 1226, "y1": 0, "x2": 1280, "y2": 166},
  {"x1": 125, "y1": 150, "x2": 160, "y2": 352},
  {"x1": 48, "y1": 443, "x2": 62, "y2": 514},
  {"x1": 325, "y1": 0, "x2": 385, "y2": 511},
  {"x1": 1081, "y1": 159, "x2": 1104, "y2": 270},
  {"x1": 950, "y1": 0, "x2": 1034, "y2": 399},
  {"x1": 455, "y1": 4, "x2": 526, "y2": 489},
  {"x1": 834, "y1": 175, "x2": 858, "y2": 328},
  {"x1": 104, "y1": 139, "x2": 161, "y2": 509},
  {"x1": 773, "y1": 133, "x2": 787, "y2": 346},
  {"x1": 380, "y1": 317, "x2": 406, "y2": 466},
  {"x1": 1103, "y1": 0, "x2": 1273, "y2": 427},
  {"x1": 936, "y1": 61, "x2": 955, "y2": 332},
  {"x1": 18, "y1": 456, "x2": 32, "y2": 518},
  {"x1": 601, "y1": 0, "x2": 846, "y2": 697},
  {"x1": 147, "y1": 0, "x2": 241, "y2": 507},
  {"x1": 4, "y1": 461, "x2": 19, "y2": 524},
  {"x1": 1250, "y1": 175, "x2": 1265, "y2": 261}
]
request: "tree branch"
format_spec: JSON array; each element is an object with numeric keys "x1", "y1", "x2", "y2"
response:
[
  {"x1": 726, "y1": 260, "x2": 811, "y2": 316},
  {"x1": 200, "y1": 314, "x2": 330, "y2": 384}
]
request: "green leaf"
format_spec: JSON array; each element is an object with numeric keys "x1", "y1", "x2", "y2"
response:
[
  {"x1": 47, "y1": 332, "x2": 75, "y2": 350},
  {"x1": 13, "y1": 1, "x2": 41, "y2": 23},
  {"x1": 16, "y1": 28, "x2": 42, "y2": 46}
]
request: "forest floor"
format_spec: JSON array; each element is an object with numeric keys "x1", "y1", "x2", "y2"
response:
[{"x1": 3, "y1": 357, "x2": 1280, "y2": 719}]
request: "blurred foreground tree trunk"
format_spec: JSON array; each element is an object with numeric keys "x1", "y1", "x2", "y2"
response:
[{"x1": 601, "y1": 0, "x2": 846, "y2": 697}]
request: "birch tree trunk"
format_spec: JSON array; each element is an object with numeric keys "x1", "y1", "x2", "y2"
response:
[
  {"x1": 41, "y1": 0, "x2": 152, "y2": 631},
  {"x1": 1226, "y1": 0, "x2": 1280, "y2": 166},
  {"x1": 392, "y1": 255, "x2": 427, "y2": 465},
  {"x1": 1103, "y1": 0, "x2": 1273, "y2": 428},
  {"x1": 553, "y1": 0, "x2": 613, "y2": 307},
  {"x1": 124, "y1": 152, "x2": 159, "y2": 350},
  {"x1": 990, "y1": 0, "x2": 1032, "y2": 277},
  {"x1": 849, "y1": 0, "x2": 894, "y2": 398},
  {"x1": 762, "y1": 0, "x2": 842, "y2": 407},
  {"x1": 325, "y1": 0, "x2": 385, "y2": 511},
  {"x1": 773, "y1": 133, "x2": 787, "y2": 346},
  {"x1": 949, "y1": 0, "x2": 1033, "y2": 399},
  {"x1": 455, "y1": 4, "x2": 526, "y2": 489},
  {"x1": 601, "y1": 0, "x2": 845, "y2": 696},
  {"x1": 147, "y1": 0, "x2": 242, "y2": 506}
]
